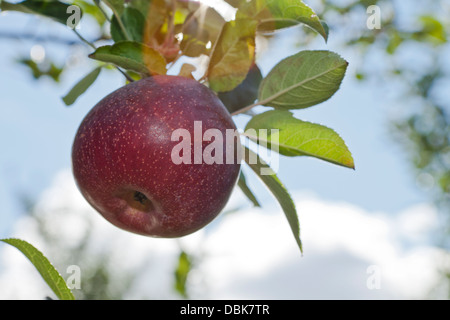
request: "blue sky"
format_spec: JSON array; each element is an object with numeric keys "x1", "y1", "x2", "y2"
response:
[{"x1": 0, "y1": 5, "x2": 431, "y2": 239}]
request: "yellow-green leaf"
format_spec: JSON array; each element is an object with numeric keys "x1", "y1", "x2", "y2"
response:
[
  {"x1": 208, "y1": 19, "x2": 257, "y2": 92},
  {"x1": 245, "y1": 110, "x2": 355, "y2": 169},
  {"x1": 174, "y1": 250, "x2": 191, "y2": 298},
  {"x1": 1, "y1": 238, "x2": 75, "y2": 300}
]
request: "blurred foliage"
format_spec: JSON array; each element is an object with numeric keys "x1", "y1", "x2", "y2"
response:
[
  {"x1": 174, "y1": 250, "x2": 192, "y2": 299},
  {"x1": 322, "y1": 0, "x2": 449, "y2": 237},
  {"x1": 29, "y1": 204, "x2": 137, "y2": 300},
  {"x1": 17, "y1": 58, "x2": 64, "y2": 82},
  {"x1": 320, "y1": 0, "x2": 450, "y2": 297}
]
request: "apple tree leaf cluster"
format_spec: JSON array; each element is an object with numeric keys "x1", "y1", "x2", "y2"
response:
[{"x1": 0, "y1": 0, "x2": 355, "y2": 253}]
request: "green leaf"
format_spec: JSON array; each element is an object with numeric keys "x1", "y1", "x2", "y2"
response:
[
  {"x1": 127, "y1": 0, "x2": 150, "y2": 13},
  {"x1": 1, "y1": 238, "x2": 75, "y2": 300},
  {"x1": 245, "y1": 110, "x2": 355, "y2": 169},
  {"x1": 218, "y1": 63, "x2": 263, "y2": 114},
  {"x1": 62, "y1": 67, "x2": 101, "y2": 106},
  {"x1": 0, "y1": 0, "x2": 75, "y2": 25},
  {"x1": 110, "y1": 7, "x2": 146, "y2": 42},
  {"x1": 258, "y1": 50, "x2": 348, "y2": 110},
  {"x1": 208, "y1": 19, "x2": 258, "y2": 92},
  {"x1": 89, "y1": 41, "x2": 167, "y2": 76},
  {"x1": 101, "y1": 0, "x2": 124, "y2": 15},
  {"x1": 237, "y1": 171, "x2": 261, "y2": 207},
  {"x1": 243, "y1": 147, "x2": 302, "y2": 253},
  {"x1": 236, "y1": 0, "x2": 327, "y2": 41},
  {"x1": 174, "y1": 250, "x2": 191, "y2": 299}
]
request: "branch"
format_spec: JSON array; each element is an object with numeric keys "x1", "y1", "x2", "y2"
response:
[
  {"x1": 231, "y1": 101, "x2": 261, "y2": 116},
  {"x1": 73, "y1": 29, "x2": 96, "y2": 50}
]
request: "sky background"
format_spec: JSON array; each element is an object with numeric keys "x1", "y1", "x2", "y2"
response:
[{"x1": 0, "y1": 0, "x2": 446, "y2": 299}]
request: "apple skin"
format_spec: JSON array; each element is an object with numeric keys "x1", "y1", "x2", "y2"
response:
[{"x1": 72, "y1": 75, "x2": 241, "y2": 238}]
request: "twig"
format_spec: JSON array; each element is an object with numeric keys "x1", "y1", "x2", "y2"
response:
[
  {"x1": 116, "y1": 68, "x2": 135, "y2": 82},
  {"x1": 73, "y1": 29, "x2": 96, "y2": 50},
  {"x1": 231, "y1": 101, "x2": 261, "y2": 116},
  {"x1": 93, "y1": 0, "x2": 111, "y2": 23}
]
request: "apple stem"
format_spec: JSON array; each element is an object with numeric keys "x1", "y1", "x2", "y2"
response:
[{"x1": 116, "y1": 68, "x2": 135, "y2": 82}]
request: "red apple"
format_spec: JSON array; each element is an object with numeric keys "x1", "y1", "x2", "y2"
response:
[{"x1": 72, "y1": 75, "x2": 241, "y2": 238}]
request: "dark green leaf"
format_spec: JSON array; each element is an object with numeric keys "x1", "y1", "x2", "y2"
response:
[
  {"x1": 127, "y1": 0, "x2": 150, "y2": 13},
  {"x1": 245, "y1": 110, "x2": 355, "y2": 169},
  {"x1": 0, "y1": 0, "x2": 76, "y2": 25},
  {"x1": 208, "y1": 19, "x2": 258, "y2": 92},
  {"x1": 236, "y1": 0, "x2": 327, "y2": 41},
  {"x1": 62, "y1": 67, "x2": 101, "y2": 106},
  {"x1": 237, "y1": 171, "x2": 261, "y2": 207},
  {"x1": 258, "y1": 50, "x2": 348, "y2": 110},
  {"x1": 89, "y1": 41, "x2": 167, "y2": 75},
  {"x1": 110, "y1": 7, "x2": 146, "y2": 42},
  {"x1": 243, "y1": 147, "x2": 302, "y2": 253},
  {"x1": 218, "y1": 64, "x2": 263, "y2": 114},
  {"x1": 1, "y1": 238, "x2": 75, "y2": 300}
]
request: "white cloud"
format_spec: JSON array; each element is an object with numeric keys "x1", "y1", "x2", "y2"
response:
[{"x1": 0, "y1": 170, "x2": 447, "y2": 300}]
